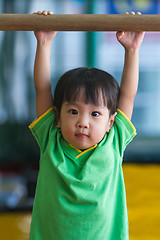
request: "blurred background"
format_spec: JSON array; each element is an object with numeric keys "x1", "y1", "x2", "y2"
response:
[{"x1": 0, "y1": 0, "x2": 160, "y2": 239}]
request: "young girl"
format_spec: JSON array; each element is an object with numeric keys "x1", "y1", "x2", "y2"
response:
[{"x1": 29, "y1": 10, "x2": 144, "y2": 240}]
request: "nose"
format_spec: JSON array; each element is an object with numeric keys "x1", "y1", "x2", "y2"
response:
[
  {"x1": 77, "y1": 117, "x2": 89, "y2": 129},
  {"x1": 78, "y1": 122, "x2": 89, "y2": 129}
]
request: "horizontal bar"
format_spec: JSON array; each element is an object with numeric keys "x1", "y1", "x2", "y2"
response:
[{"x1": 0, "y1": 14, "x2": 160, "y2": 31}]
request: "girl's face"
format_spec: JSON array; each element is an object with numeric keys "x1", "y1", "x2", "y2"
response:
[{"x1": 57, "y1": 91, "x2": 116, "y2": 150}]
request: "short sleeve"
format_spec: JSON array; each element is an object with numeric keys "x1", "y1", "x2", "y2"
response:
[
  {"x1": 113, "y1": 109, "x2": 137, "y2": 158},
  {"x1": 29, "y1": 107, "x2": 56, "y2": 151}
]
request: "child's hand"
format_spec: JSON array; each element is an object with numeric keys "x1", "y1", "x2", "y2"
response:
[
  {"x1": 33, "y1": 11, "x2": 57, "y2": 42},
  {"x1": 116, "y1": 12, "x2": 145, "y2": 51}
]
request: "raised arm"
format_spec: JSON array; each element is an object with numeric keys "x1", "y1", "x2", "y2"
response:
[
  {"x1": 34, "y1": 11, "x2": 57, "y2": 118},
  {"x1": 117, "y1": 12, "x2": 145, "y2": 120}
]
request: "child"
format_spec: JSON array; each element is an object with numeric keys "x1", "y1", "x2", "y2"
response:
[{"x1": 29, "y1": 10, "x2": 144, "y2": 240}]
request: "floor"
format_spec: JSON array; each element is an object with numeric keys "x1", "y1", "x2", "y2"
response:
[
  {"x1": 0, "y1": 164, "x2": 160, "y2": 240},
  {"x1": 123, "y1": 164, "x2": 160, "y2": 240}
]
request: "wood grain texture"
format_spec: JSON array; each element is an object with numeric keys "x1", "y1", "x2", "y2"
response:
[{"x1": 0, "y1": 14, "x2": 160, "y2": 31}]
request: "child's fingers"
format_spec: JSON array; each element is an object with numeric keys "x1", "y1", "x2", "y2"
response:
[
  {"x1": 48, "y1": 11, "x2": 53, "y2": 15},
  {"x1": 33, "y1": 11, "x2": 42, "y2": 15},
  {"x1": 33, "y1": 10, "x2": 53, "y2": 16},
  {"x1": 116, "y1": 31, "x2": 124, "y2": 40},
  {"x1": 37, "y1": 11, "x2": 42, "y2": 15},
  {"x1": 42, "y1": 10, "x2": 47, "y2": 16},
  {"x1": 125, "y1": 11, "x2": 141, "y2": 15},
  {"x1": 33, "y1": 11, "x2": 40, "y2": 15}
]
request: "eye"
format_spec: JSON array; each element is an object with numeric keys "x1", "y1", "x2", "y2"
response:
[
  {"x1": 70, "y1": 109, "x2": 78, "y2": 115},
  {"x1": 91, "y1": 111, "x2": 100, "y2": 117}
]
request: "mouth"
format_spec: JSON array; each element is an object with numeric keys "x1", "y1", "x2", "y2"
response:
[{"x1": 75, "y1": 133, "x2": 89, "y2": 138}]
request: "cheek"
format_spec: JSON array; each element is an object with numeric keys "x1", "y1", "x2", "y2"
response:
[
  {"x1": 98, "y1": 122, "x2": 109, "y2": 136},
  {"x1": 91, "y1": 121, "x2": 107, "y2": 138},
  {"x1": 60, "y1": 122, "x2": 75, "y2": 143},
  {"x1": 59, "y1": 117, "x2": 74, "y2": 134}
]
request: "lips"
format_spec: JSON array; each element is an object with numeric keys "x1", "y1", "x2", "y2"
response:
[{"x1": 75, "y1": 133, "x2": 89, "y2": 138}]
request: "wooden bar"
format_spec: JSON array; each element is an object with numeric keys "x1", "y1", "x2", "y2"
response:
[{"x1": 0, "y1": 14, "x2": 160, "y2": 31}]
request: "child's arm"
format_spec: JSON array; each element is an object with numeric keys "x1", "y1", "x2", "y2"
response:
[
  {"x1": 33, "y1": 11, "x2": 57, "y2": 118},
  {"x1": 116, "y1": 12, "x2": 145, "y2": 120}
]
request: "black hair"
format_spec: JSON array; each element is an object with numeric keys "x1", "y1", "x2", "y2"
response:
[{"x1": 53, "y1": 67, "x2": 120, "y2": 116}]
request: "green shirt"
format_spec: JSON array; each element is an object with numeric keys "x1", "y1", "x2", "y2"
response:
[{"x1": 29, "y1": 107, "x2": 136, "y2": 240}]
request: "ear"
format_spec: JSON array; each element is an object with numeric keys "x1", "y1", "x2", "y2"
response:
[
  {"x1": 107, "y1": 112, "x2": 117, "y2": 131},
  {"x1": 55, "y1": 107, "x2": 61, "y2": 128},
  {"x1": 56, "y1": 120, "x2": 60, "y2": 128}
]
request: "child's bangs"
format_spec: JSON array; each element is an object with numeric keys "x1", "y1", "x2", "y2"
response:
[
  {"x1": 54, "y1": 67, "x2": 119, "y2": 115},
  {"x1": 63, "y1": 81, "x2": 108, "y2": 107}
]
